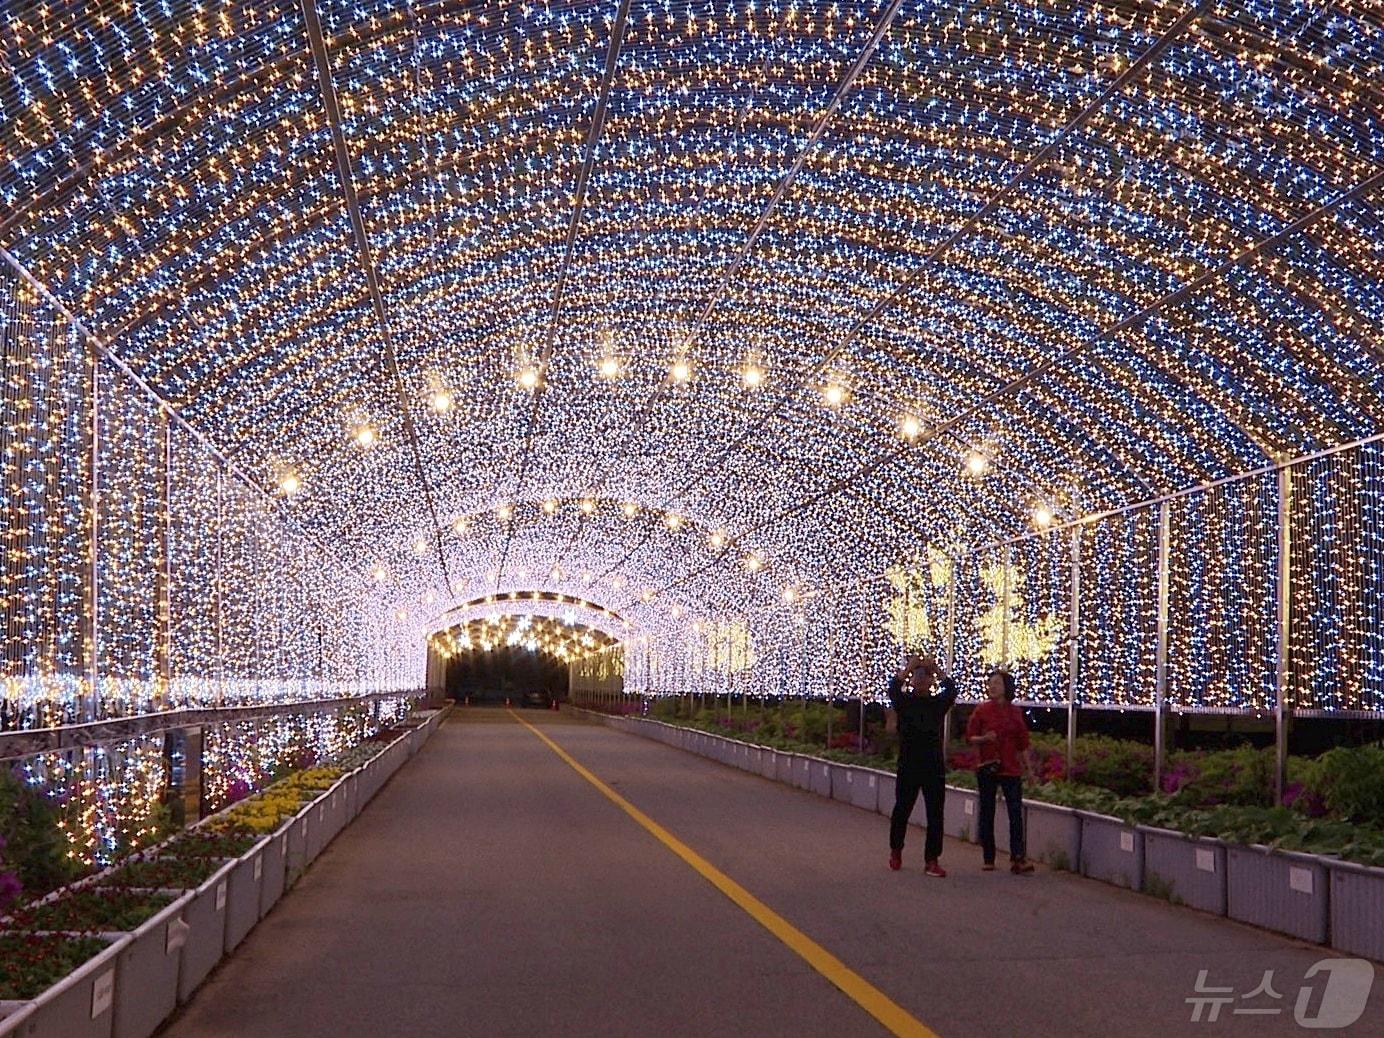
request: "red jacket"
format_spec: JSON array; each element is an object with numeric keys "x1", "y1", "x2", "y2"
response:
[{"x1": 965, "y1": 701, "x2": 1030, "y2": 777}]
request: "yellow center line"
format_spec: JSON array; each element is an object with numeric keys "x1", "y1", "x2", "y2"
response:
[{"x1": 509, "y1": 710, "x2": 940, "y2": 1038}]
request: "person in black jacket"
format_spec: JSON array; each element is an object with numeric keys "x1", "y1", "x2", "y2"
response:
[{"x1": 888, "y1": 653, "x2": 958, "y2": 877}]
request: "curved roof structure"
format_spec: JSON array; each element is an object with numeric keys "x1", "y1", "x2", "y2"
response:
[{"x1": 4, "y1": 0, "x2": 1383, "y2": 635}]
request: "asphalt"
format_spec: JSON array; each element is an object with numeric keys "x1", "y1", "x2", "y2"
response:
[{"x1": 163, "y1": 708, "x2": 1384, "y2": 1037}]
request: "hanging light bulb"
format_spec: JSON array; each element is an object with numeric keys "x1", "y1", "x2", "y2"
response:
[
  {"x1": 579, "y1": 498, "x2": 597, "y2": 515},
  {"x1": 542, "y1": 498, "x2": 559, "y2": 515},
  {"x1": 620, "y1": 501, "x2": 639, "y2": 518},
  {"x1": 452, "y1": 516, "x2": 470, "y2": 535},
  {"x1": 495, "y1": 502, "x2": 513, "y2": 522},
  {"x1": 821, "y1": 382, "x2": 848, "y2": 408},
  {"x1": 412, "y1": 536, "x2": 430, "y2": 557},
  {"x1": 708, "y1": 530, "x2": 726, "y2": 550},
  {"x1": 744, "y1": 552, "x2": 764, "y2": 573},
  {"x1": 664, "y1": 512, "x2": 684, "y2": 531},
  {"x1": 517, "y1": 365, "x2": 542, "y2": 391},
  {"x1": 353, "y1": 424, "x2": 377, "y2": 448},
  {"x1": 965, "y1": 449, "x2": 991, "y2": 478},
  {"x1": 669, "y1": 357, "x2": 692, "y2": 384},
  {"x1": 741, "y1": 360, "x2": 766, "y2": 389},
  {"x1": 428, "y1": 388, "x2": 453, "y2": 413},
  {"x1": 370, "y1": 563, "x2": 389, "y2": 583},
  {"x1": 277, "y1": 470, "x2": 302, "y2": 496},
  {"x1": 1032, "y1": 503, "x2": 1055, "y2": 530},
  {"x1": 899, "y1": 414, "x2": 923, "y2": 441},
  {"x1": 596, "y1": 354, "x2": 622, "y2": 380}
]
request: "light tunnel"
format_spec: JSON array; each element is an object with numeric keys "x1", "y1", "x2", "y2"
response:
[{"x1": 3, "y1": 0, "x2": 1384, "y2": 1030}]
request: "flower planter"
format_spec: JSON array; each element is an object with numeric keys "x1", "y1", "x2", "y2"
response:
[
  {"x1": 111, "y1": 891, "x2": 195, "y2": 1038},
  {"x1": 774, "y1": 752, "x2": 797, "y2": 786},
  {"x1": 284, "y1": 808, "x2": 311, "y2": 889},
  {"x1": 944, "y1": 786, "x2": 980, "y2": 842},
  {"x1": 303, "y1": 794, "x2": 329, "y2": 865},
  {"x1": 176, "y1": 863, "x2": 235, "y2": 1003},
  {"x1": 832, "y1": 766, "x2": 881, "y2": 813},
  {"x1": 1326, "y1": 859, "x2": 1384, "y2": 961},
  {"x1": 1138, "y1": 827, "x2": 1227, "y2": 915},
  {"x1": 740, "y1": 744, "x2": 761, "y2": 773},
  {"x1": 875, "y1": 772, "x2": 896, "y2": 817},
  {"x1": 758, "y1": 748, "x2": 779, "y2": 780},
  {"x1": 808, "y1": 759, "x2": 833, "y2": 798},
  {"x1": 0, "y1": 935, "x2": 127, "y2": 1038},
  {"x1": 342, "y1": 771, "x2": 360, "y2": 822},
  {"x1": 792, "y1": 756, "x2": 814, "y2": 792},
  {"x1": 258, "y1": 829, "x2": 288, "y2": 919},
  {"x1": 1226, "y1": 845, "x2": 1329, "y2": 944},
  {"x1": 1079, "y1": 812, "x2": 1144, "y2": 890},
  {"x1": 224, "y1": 838, "x2": 268, "y2": 952},
  {"x1": 1024, "y1": 801, "x2": 1081, "y2": 871}
]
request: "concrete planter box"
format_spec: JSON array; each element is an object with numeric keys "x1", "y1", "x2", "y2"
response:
[
  {"x1": 758, "y1": 748, "x2": 780, "y2": 780},
  {"x1": 176, "y1": 863, "x2": 234, "y2": 1003},
  {"x1": 224, "y1": 839, "x2": 268, "y2": 951},
  {"x1": 1024, "y1": 801, "x2": 1081, "y2": 870},
  {"x1": 111, "y1": 892, "x2": 195, "y2": 1038},
  {"x1": 807, "y1": 759, "x2": 832, "y2": 798},
  {"x1": 1226, "y1": 845, "x2": 1329, "y2": 944},
  {"x1": 1327, "y1": 859, "x2": 1384, "y2": 961},
  {"x1": 0, "y1": 935, "x2": 126, "y2": 1038},
  {"x1": 792, "y1": 756, "x2": 813, "y2": 792},
  {"x1": 832, "y1": 766, "x2": 881, "y2": 813},
  {"x1": 876, "y1": 773, "x2": 896, "y2": 817},
  {"x1": 284, "y1": 809, "x2": 311, "y2": 888},
  {"x1": 741, "y1": 744, "x2": 761, "y2": 773},
  {"x1": 1079, "y1": 813, "x2": 1144, "y2": 890},
  {"x1": 945, "y1": 786, "x2": 980, "y2": 842},
  {"x1": 258, "y1": 829, "x2": 288, "y2": 919},
  {"x1": 342, "y1": 772, "x2": 360, "y2": 822},
  {"x1": 1139, "y1": 827, "x2": 1227, "y2": 915}
]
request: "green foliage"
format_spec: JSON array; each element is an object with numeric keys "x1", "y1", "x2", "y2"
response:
[
  {"x1": 1315, "y1": 745, "x2": 1384, "y2": 824},
  {"x1": 0, "y1": 933, "x2": 110, "y2": 1000},
  {"x1": 0, "y1": 765, "x2": 79, "y2": 902}
]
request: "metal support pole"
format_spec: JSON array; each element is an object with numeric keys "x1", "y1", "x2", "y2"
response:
[
  {"x1": 1000, "y1": 544, "x2": 1012, "y2": 666},
  {"x1": 1066, "y1": 528, "x2": 1081, "y2": 778},
  {"x1": 1153, "y1": 500, "x2": 1172, "y2": 794},
  {"x1": 86, "y1": 348, "x2": 101, "y2": 726},
  {"x1": 158, "y1": 408, "x2": 173, "y2": 708},
  {"x1": 1275, "y1": 465, "x2": 1292, "y2": 805},
  {"x1": 941, "y1": 549, "x2": 958, "y2": 754}
]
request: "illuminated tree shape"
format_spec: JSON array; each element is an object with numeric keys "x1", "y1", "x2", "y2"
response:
[
  {"x1": 703, "y1": 620, "x2": 756, "y2": 674},
  {"x1": 976, "y1": 564, "x2": 1064, "y2": 668},
  {"x1": 884, "y1": 546, "x2": 952, "y2": 650}
]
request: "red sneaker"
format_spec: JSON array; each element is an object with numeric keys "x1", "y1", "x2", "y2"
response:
[
  {"x1": 924, "y1": 860, "x2": 947, "y2": 878},
  {"x1": 888, "y1": 849, "x2": 902, "y2": 871}
]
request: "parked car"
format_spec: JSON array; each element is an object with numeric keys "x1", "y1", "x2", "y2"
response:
[{"x1": 520, "y1": 690, "x2": 551, "y2": 709}]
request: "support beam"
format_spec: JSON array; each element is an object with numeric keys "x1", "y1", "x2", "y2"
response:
[
  {"x1": 1275, "y1": 464, "x2": 1293, "y2": 805},
  {"x1": 1066, "y1": 528, "x2": 1081, "y2": 778},
  {"x1": 1153, "y1": 500, "x2": 1172, "y2": 794}
]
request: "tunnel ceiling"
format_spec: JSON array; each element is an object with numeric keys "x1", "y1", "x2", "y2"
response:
[{"x1": 3, "y1": 0, "x2": 1383, "y2": 627}]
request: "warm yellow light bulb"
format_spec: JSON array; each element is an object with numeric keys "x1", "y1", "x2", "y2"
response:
[
  {"x1": 822, "y1": 383, "x2": 847, "y2": 407},
  {"x1": 669, "y1": 359, "x2": 692, "y2": 383},
  {"x1": 621, "y1": 501, "x2": 639, "y2": 518},
  {"x1": 542, "y1": 498, "x2": 558, "y2": 514},
  {"x1": 965, "y1": 449, "x2": 990, "y2": 477},
  {"x1": 428, "y1": 390, "x2": 453, "y2": 413},
  {"x1": 579, "y1": 498, "x2": 596, "y2": 515},
  {"x1": 708, "y1": 530, "x2": 726, "y2": 549},
  {"x1": 665, "y1": 513, "x2": 683, "y2": 531},
  {"x1": 517, "y1": 366, "x2": 541, "y2": 390},
  {"x1": 597, "y1": 355, "x2": 621, "y2": 379},
  {"x1": 353, "y1": 425, "x2": 376, "y2": 448},
  {"x1": 742, "y1": 364, "x2": 765, "y2": 389},
  {"x1": 899, "y1": 415, "x2": 922, "y2": 441},
  {"x1": 496, "y1": 503, "x2": 513, "y2": 521},
  {"x1": 745, "y1": 553, "x2": 764, "y2": 572},
  {"x1": 452, "y1": 517, "x2": 470, "y2": 535},
  {"x1": 278, "y1": 472, "x2": 302, "y2": 496},
  {"x1": 1033, "y1": 504, "x2": 1055, "y2": 529}
]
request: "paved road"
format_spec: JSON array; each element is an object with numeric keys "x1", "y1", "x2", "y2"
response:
[{"x1": 165, "y1": 708, "x2": 1384, "y2": 1037}]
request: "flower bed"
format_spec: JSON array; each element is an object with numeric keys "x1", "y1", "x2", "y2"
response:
[
  {"x1": 0, "y1": 933, "x2": 109, "y2": 1001},
  {"x1": 7, "y1": 889, "x2": 175, "y2": 934}
]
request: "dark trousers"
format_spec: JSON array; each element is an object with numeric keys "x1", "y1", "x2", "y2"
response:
[
  {"x1": 890, "y1": 768, "x2": 945, "y2": 860},
  {"x1": 978, "y1": 770, "x2": 1025, "y2": 862}
]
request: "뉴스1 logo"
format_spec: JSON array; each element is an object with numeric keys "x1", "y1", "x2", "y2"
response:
[{"x1": 1188, "y1": 959, "x2": 1374, "y2": 1028}]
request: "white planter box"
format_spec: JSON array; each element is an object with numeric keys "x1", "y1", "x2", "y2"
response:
[
  {"x1": 1079, "y1": 813, "x2": 1144, "y2": 890},
  {"x1": 832, "y1": 766, "x2": 881, "y2": 813},
  {"x1": 775, "y1": 752, "x2": 797, "y2": 786},
  {"x1": 1226, "y1": 845, "x2": 1329, "y2": 944},
  {"x1": 284, "y1": 808, "x2": 311, "y2": 888},
  {"x1": 792, "y1": 756, "x2": 814, "y2": 792},
  {"x1": 1139, "y1": 827, "x2": 1227, "y2": 915},
  {"x1": 876, "y1": 773, "x2": 896, "y2": 817},
  {"x1": 1024, "y1": 801, "x2": 1081, "y2": 871},
  {"x1": 1327, "y1": 859, "x2": 1384, "y2": 961},
  {"x1": 758, "y1": 748, "x2": 779, "y2": 780},
  {"x1": 224, "y1": 839, "x2": 268, "y2": 952},
  {"x1": 111, "y1": 892, "x2": 195, "y2": 1038},
  {"x1": 0, "y1": 935, "x2": 127, "y2": 1038},
  {"x1": 258, "y1": 829, "x2": 288, "y2": 918},
  {"x1": 808, "y1": 759, "x2": 832, "y2": 798},
  {"x1": 944, "y1": 787, "x2": 979, "y2": 842},
  {"x1": 176, "y1": 863, "x2": 235, "y2": 1003}
]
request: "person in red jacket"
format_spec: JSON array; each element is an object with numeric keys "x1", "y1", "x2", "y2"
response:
[{"x1": 965, "y1": 669, "x2": 1034, "y2": 874}]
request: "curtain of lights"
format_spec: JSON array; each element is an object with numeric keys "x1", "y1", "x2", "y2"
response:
[{"x1": 1, "y1": 268, "x2": 416, "y2": 733}]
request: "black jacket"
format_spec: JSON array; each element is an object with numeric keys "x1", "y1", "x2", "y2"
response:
[{"x1": 888, "y1": 673, "x2": 958, "y2": 774}]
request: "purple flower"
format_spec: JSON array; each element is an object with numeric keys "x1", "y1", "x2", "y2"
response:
[{"x1": 0, "y1": 868, "x2": 22, "y2": 911}]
